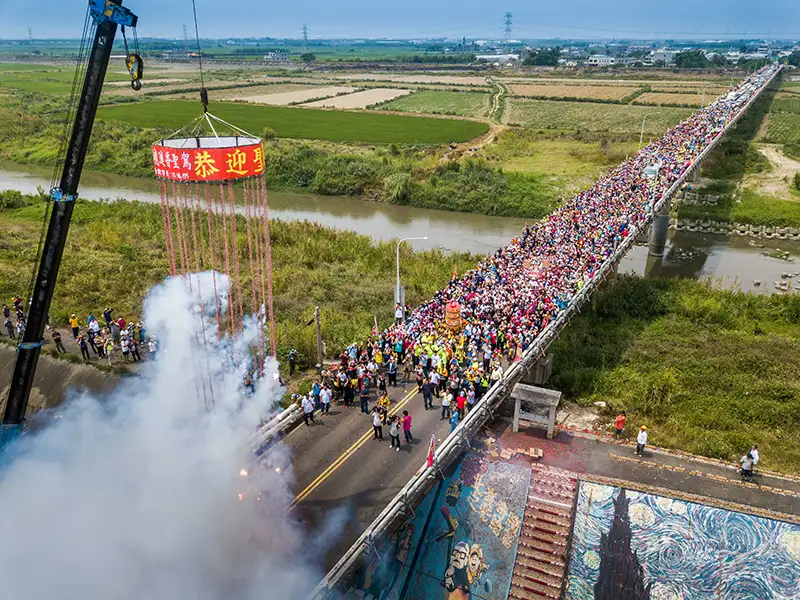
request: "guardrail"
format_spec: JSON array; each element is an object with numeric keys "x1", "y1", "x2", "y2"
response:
[{"x1": 305, "y1": 65, "x2": 782, "y2": 599}]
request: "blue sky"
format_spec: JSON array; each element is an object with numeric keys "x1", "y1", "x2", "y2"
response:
[{"x1": 1, "y1": 0, "x2": 798, "y2": 40}]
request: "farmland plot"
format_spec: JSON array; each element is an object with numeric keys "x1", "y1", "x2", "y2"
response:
[{"x1": 508, "y1": 83, "x2": 639, "y2": 101}]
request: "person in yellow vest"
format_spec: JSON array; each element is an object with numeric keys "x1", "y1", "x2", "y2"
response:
[{"x1": 69, "y1": 313, "x2": 80, "y2": 339}]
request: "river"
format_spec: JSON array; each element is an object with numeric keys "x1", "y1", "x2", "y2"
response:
[{"x1": 2, "y1": 162, "x2": 798, "y2": 294}]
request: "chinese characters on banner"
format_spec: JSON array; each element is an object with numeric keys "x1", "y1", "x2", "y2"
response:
[
  {"x1": 151, "y1": 142, "x2": 266, "y2": 182},
  {"x1": 467, "y1": 473, "x2": 522, "y2": 549}
]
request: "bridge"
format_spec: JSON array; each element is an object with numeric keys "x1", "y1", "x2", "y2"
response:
[{"x1": 253, "y1": 65, "x2": 785, "y2": 599}]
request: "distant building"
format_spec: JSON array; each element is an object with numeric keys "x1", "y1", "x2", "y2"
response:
[
  {"x1": 263, "y1": 51, "x2": 288, "y2": 61},
  {"x1": 586, "y1": 54, "x2": 616, "y2": 67},
  {"x1": 475, "y1": 53, "x2": 519, "y2": 64},
  {"x1": 651, "y1": 49, "x2": 679, "y2": 65}
]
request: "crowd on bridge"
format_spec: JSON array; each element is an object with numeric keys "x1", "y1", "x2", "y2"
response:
[{"x1": 289, "y1": 65, "x2": 778, "y2": 451}]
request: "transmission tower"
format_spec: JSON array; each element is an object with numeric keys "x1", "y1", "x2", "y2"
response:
[
  {"x1": 183, "y1": 24, "x2": 190, "y2": 57},
  {"x1": 503, "y1": 13, "x2": 512, "y2": 44},
  {"x1": 302, "y1": 24, "x2": 309, "y2": 54}
]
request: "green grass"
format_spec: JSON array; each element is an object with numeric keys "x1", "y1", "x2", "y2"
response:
[
  {"x1": 771, "y1": 96, "x2": 800, "y2": 115},
  {"x1": 504, "y1": 98, "x2": 693, "y2": 135},
  {"x1": 98, "y1": 100, "x2": 489, "y2": 145},
  {"x1": 0, "y1": 75, "x2": 75, "y2": 94},
  {"x1": 764, "y1": 112, "x2": 800, "y2": 143},
  {"x1": 376, "y1": 90, "x2": 490, "y2": 118},
  {"x1": 550, "y1": 276, "x2": 800, "y2": 474},
  {"x1": 483, "y1": 130, "x2": 640, "y2": 196},
  {"x1": 677, "y1": 188, "x2": 800, "y2": 228},
  {"x1": 0, "y1": 191, "x2": 477, "y2": 369}
]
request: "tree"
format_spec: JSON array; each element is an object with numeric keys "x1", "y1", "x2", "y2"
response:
[
  {"x1": 300, "y1": 52, "x2": 315, "y2": 62},
  {"x1": 674, "y1": 49, "x2": 708, "y2": 69},
  {"x1": 594, "y1": 489, "x2": 652, "y2": 600},
  {"x1": 710, "y1": 54, "x2": 728, "y2": 67},
  {"x1": 522, "y1": 46, "x2": 561, "y2": 66},
  {"x1": 788, "y1": 51, "x2": 800, "y2": 67}
]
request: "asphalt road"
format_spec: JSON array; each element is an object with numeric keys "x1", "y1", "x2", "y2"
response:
[{"x1": 281, "y1": 377, "x2": 453, "y2": 572}]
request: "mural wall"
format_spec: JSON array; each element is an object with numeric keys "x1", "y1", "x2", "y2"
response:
[
  {"x1": 566, "y1": 482, "x2": 800, "y2": 600},
  {"x1": 345, "y1": 451, "x2": 531, "y2": 600}
]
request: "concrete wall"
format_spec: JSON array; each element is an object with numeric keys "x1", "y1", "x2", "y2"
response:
[{"x1": 0, "y1": 344, "x2": 118, "y2": 417}]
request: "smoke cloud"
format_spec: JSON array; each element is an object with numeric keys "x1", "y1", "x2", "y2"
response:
[{"x1": 0, "y1": 273, "x2": 319, "y2": 600}]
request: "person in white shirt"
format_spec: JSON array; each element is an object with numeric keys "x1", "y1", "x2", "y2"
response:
[
  {"x1": 371, "y1": 407, "x2": 383, "y2": 440},
  {"x1": 740, "y1": 453, "x2": 754, "y2": 480},
  {"x1": 320, "y1": 384, "x2": 332, "y2": 415},
  {"x1": 750, "y1": 444, "x2": 759, "y2": 468},
  {"x1": 394, "y1": 303, "x2": 404, "y2": 326},
  {"x1": 441, "y1": 391, "x2": 452, "y2": 421},
  {"x1": 301, "y1": 395, "x2": 315, "y2": 426},
  {"x1": 635, "y1": 426, "x2": 648, "y2": 456}
]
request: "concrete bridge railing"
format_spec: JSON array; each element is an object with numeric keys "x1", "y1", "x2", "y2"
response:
[{"x1": 305, "y1": 64, "x2": 782, "y2": 599}]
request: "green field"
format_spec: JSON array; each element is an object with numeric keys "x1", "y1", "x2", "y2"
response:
[
  {"x1": 98, "y1": 100, "x2": 489, "y2": 144},
  {"x1": 376, "y1": 90, "x2": 490, "y2": 118},
  {"x1": 771, "y1": 96, "x2": 800, "y2": 115},
  {"x1": 764, "y1": 112, "x2": 800, "y2": 143},
  {"x1": 503, "y1": 98, "x2": 693, "y2": 135},
  {"x1": 0, "y1": 66, "x2": 132, "y2": 94}
]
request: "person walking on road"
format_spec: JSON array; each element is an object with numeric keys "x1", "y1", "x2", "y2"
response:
[
  {"x1": 320, "y1": 383, "x2": 332, "y2": 414},
  {"x1": 614, "y1": 411, "x2": 626, "y2": 438},
  {"x1": 372, "y1": 407, "x2": 384, "y2": 440},
  {"x1": 402, "y1": 410, "x2": 412, "y2": 443},
  {"x1": 389, "y1": 415, "x2": 401, "y2": 451},
  {"x1": 3, "y1": 317, "x2": 14, "y2": 339},
  {"x1": 359, "y1": 380, "x2": 371, "y2": 414},
  {"x1": 635, "y1": 425, "x2": 648, "y2": 456},
  {"x1": 421, "y1": 377, "x2": 434, "y2": 410},
  {"x1": 69, "y1": 314, "x2": 80, "y2": 339},
  {"x1": 441, "y1": 391, "x2": 452, "y2": 421},
  {"x1": 301, "y1": 395, "x2": 315, "y2": 426},
  {"x1": 740, "y1": 452, "x2": 754, "y2": 481},
  {"x1": 77, "y1": 335, "x2": 91, "y2": 360},
  {"x1": 387, "y1": 357, "x2": 397, "y2": 387},
  {"x1": 52, "y1": 330, "x2": 66, "y2": 354},
  {"x1": 750, "y1": 444, "x2": 759, "y2": 470},
  {"x1": 394, "y1": 303, "x2": 404, "y2": 326},
  {"x1": 456, "y1": 389, "x2": 466, "y2": 419}
]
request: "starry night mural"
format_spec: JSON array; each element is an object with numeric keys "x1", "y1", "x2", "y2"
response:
[{"x1": 566, "y1": 482, "x2": 800, "y2": 600}]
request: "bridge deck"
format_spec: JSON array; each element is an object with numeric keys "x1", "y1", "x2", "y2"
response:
[{"x1": 283, "y1": 379, "x2": 451, "y2": 570}]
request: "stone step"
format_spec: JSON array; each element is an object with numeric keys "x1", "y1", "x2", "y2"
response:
[
  {"x1": 524, "y1": 507, "x2": 572, "y2": 529},
  {"x1": 518, "y1": 534, "x2": 561, "y2": 555},
  {"x1": 516, "y1": 545, "x2": 567, "y2": 569},
  {"x1": 515, "y1": 564, "x2": 563, "y2": 589},
  {"x1": 516, "y1": 555, "x2": 565, "y2": 581},
  {"x1": 520, "y1": 526, "x2": 568, "y2": 547},
  {"x1": 508, "y1": 583, "x2": 553, "y2": 600},
  {"x1": 522, "y1": 517, "x2": 571, "y2": 538},
  {"x1": 511, "y1": 576, "x2": 561, "y2": 599}
]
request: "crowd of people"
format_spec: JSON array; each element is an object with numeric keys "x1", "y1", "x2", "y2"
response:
[
  {"x1": 288, "y1": 65, "x2": 778, "y2": 457},
  {"x1": 2, "y1": 300, "x2": 158, "y2": 366}
]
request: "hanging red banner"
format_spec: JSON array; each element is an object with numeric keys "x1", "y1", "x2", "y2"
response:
[{"x1": 152, "y1": 142, "x2": 265, "y2": 182}]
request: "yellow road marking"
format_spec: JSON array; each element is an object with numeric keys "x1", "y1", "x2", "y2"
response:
[{"x1": 288, "y1": 387, "x2": 418, "y2": 510}]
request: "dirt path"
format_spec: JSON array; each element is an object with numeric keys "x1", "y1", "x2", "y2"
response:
[{"x1": 748, "y1": 144, "x2": 800, "y2": 198}]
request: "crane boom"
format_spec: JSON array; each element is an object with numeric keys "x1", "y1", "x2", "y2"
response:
[{"x1": 1, "y1": 1, "x2": 140, "y2": 444}]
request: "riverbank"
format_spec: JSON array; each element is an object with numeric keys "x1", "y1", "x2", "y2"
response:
[
  {"x1": 0, "y1": 191, "x2": 477, "y2": 368},
  {"x1": 550, "y1": 275, "x2": 800, "y2": 474}
]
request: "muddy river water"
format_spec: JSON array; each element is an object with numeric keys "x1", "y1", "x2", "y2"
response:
[{"x1": 2, "y1": 162, "x2": 798, "y2": 294}]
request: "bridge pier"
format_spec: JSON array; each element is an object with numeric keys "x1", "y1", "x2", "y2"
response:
[
  {"x1": 648, "y1": 199, "x2": 670, "y2": 257},
  {"x1": 521, "y1": 353, "x2": 553, "y2": 386}
]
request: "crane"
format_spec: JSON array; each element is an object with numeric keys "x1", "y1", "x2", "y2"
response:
[{"x1": 0, "y1": 0, "x2": 142, "y2": 450}]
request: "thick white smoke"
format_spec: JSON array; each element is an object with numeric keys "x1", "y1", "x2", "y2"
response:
[{"x1": 0, "y1": 273, "x2": 319, "y2": 600}]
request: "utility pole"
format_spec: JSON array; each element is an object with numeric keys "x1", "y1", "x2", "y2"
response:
[
  {"x1": 503, "y1": 13, "x2": 512, "y2": 46},
  {"x1": 27, "y1": 27, "x2": 34, "y2": 55},
  {"x1": 314, "y1": 306, "x2": 323, "y2": 368},
  {"x1": 302, "y1": 24, "x2": 309, "y2": 55}
]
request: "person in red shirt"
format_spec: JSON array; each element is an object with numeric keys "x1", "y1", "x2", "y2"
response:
[
  {"x1": 402, "y1": 410, "x2": 413, "y2": 443},
  {"x1": 456, "y1": 391, "x2": 466, "y2": 419},
  {"x1": 614, "y1": 411, "x2": 626, "y2": 438}
]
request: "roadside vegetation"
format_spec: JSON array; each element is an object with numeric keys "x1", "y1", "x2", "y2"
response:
[
  {"x1": 0, "y1": 190, "x2": 476, "y2": 367},
  {"x1": 550, "y1": 275, "x2": 800, "y2": 474}
]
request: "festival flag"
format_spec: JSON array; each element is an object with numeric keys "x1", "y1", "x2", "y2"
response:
[
  {"x1": 452, "y1": 266, "x2": 457, "y2": 280},
  {"x1": 426, "y1": 434, "x2": 436, "y2": 468},
  {"x1": 372, "y1": 316, "x2": 379, "y2": 336}
]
